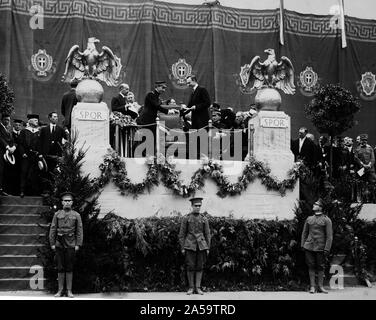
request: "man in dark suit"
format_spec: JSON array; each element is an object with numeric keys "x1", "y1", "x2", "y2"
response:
[
  {"x1": 111, "y1": 83, "x2": 138, "y2": 118},
  {"x1": 38, "y1": 112, "x2": 68, "y2": 194},
  {"x1": 5, "y1": 119, "x2": 24, "y2": 195},
  {"x1": 18, "y1": 114, "x2": 41, "y2": 197},
  {"x1": 182, "y1": 75, "x2": 211, "y2": 130},
  {"x1": 111, "y1": 83, "x2": 129, "y2": 112},
  {"x1": 61, "y1": 79, "x2": 79, "y2": 132},
  {"x1": 0, "y1": 113, "x2": 16, "y2": 196},
  {"x1": 291, "y1": 127, "x2": 316, "y2": 168}
]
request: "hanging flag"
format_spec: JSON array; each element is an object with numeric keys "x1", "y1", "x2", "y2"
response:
[
  {"x1": 279, "y1": 0, "x2": 284, "y2": 45},
  {"x1": 339, "y1": 0, "x2": 347, "y2": 48}
]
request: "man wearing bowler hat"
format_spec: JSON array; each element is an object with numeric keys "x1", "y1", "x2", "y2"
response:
[
  {"x1": 179, "y1": 197, "x2": 211, "y2": 295},
  {"x1": 49, "y1": 191, "x2": 83, "y2": 298}
]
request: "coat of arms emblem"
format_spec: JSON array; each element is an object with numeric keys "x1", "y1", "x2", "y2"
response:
[
  {"x1": 357, "y1": 72, "x2": 376, "y2": 101},
  {"x1": 297, "y1": 66, "x2": 319, "y2": 96},
  {"x1": 169, "y1": 58, "x2": 192, "y2": 88},
  {"x1": 29, "y1": 49, "x2": 56, "y2": 81}
]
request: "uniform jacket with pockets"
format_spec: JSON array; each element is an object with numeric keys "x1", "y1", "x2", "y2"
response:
[
  {"x1": 179, "y1": 212, "x2": 211, "y2": 251},
  {"x1": 301, "y1": 214, "x2": 333, "y2": 252},
  {"x1": 49, "y1": 209, "x2": 83, "y2": 248}
]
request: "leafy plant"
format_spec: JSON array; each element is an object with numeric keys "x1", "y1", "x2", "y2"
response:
[
  {"x1": 305, "y1": 84, "x2": 360, "y2": 177},
  {"x1": 0, "y1": 72, "x2": 15, "y2": 115}
]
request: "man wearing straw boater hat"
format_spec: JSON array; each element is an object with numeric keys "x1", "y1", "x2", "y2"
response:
[
  {"x1": 49, "y1": 191, "x2": 83, "y2": 298},
  {"x1": 179, "y1": 197, "x2": 211, "y2": 295},
  {"x1": 301, "y1": 199, "x2": 333, "y2": 294},
  {"x1": 0, "y1": 113, "x2": 16, "y2": 196}
]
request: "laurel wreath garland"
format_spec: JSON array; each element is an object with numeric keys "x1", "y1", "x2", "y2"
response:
[{"x1": 96, "y1": 150, "x2": 309, "y2": 198}]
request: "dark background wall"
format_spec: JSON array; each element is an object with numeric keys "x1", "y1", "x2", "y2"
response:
[{"x1": 0, "y1": 1, "x2": 376, "y2": 143}]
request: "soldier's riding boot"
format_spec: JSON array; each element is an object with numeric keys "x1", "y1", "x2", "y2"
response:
[
  {"x1": 186, "y1": 271, "x2": 195, "y2": 295},
  {"x1": 317, "y1": 271, "x2": 328, "y2": 293},
  {"x1": 195, "y1": 271, "x2": 204, "y2": 295},
  {"x1": 66, "y1": 272, "x2": 74, "y2": 298},
  {"x1": 308, "y1": 269, "x2": 316, "y2": 294},
  {"x1": 54, "y1": 273, "x2": 65, "y2": 297}
]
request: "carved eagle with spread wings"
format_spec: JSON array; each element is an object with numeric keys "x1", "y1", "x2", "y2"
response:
[
  {"x1": 62, "y1": 37, "x2": 122, "y2": 86},
  {"x1": 239, "y1": 48, "x2": 295, "y2": 94}
]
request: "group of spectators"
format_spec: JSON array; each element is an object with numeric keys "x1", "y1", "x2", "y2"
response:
[
  {"x1": 0, "y1": 112, "x2": 68, "y2": 197},
  {"x1": 291, "y1": 127, "x2": 376, "y2": 201}
]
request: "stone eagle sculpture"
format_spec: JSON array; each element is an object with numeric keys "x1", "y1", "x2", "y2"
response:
[
  {"x1": 62, "y1": 37, "x2": 122, "y2": 86},
  {"x1": 239, "y1": 48, "x2": 295, "y2": 94}
]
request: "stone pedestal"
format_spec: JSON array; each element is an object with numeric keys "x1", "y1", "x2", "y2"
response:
[
  {"x1": 249, "y1": 110, "x2": 295, "y2": 180},
  {"x1": 71, "y1": 102, "x2": 110, "y2": 178}
]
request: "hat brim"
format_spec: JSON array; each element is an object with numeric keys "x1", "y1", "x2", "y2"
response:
[
  {"x1": 3, "y1": 150, "x2": 15, "y2": 165},
  {"x1": 38, "y1": 158, "x2": 48, "y2": 172}
]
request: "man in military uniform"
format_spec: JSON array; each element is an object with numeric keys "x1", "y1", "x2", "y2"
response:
[
  {"x1": 354, "y1": 133, "x2": 376, "y2": 183},
  {"x1": 179, "y1": 197, "x2": 211, "y2": 295},
  {"x1": 136, "y1": 81, "x2": 177, "y2": 155},
  {"x1": 49, "y1": 191, "x2": 83, "y2": 298},
  {"x1": 301, "y1": 199, "x2": 333, "y2": 294}
]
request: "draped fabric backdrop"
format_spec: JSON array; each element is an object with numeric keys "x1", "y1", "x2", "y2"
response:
[{"x1": 0, "y1": 0, "x2": 376, "y2": 143}]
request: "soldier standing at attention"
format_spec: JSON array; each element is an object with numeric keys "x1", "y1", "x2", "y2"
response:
[
  {"x1": 301, "y1": 199, "x2": 333, "y2": 294},
  {"x1": 49, "y1": 192, "x2": 83, "y2": 298},
  {"x1": 179, "y1": 197, "x2": 211, "y2": 295}
]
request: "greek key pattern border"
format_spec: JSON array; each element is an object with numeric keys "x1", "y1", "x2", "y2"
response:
[
  {"x1": 1, "y1": 0, "x2": 376, "y2": 40},
  {"x1": 0, "y1": 0, "x2": 279, "y2": 31},
  {"x1": 285, "y1": 11, "x2": 376, "y2": 42}
]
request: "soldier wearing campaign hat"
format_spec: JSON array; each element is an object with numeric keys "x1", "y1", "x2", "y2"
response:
[
  {"x1": 18, "y1": 114, "x2": 41, "y2": 197},
  {"x1": 354, "y1": 133, "x2": 376, "y2": 183},
  {"x1": 49, "y1": 191, "x2": 83, "y2": 298},
  {"x1": 301, "y1": 199, "x2": 333, "y2": 294},
  {"x1": 178, "y1": 197, "x2": 211, "y2": 295}
]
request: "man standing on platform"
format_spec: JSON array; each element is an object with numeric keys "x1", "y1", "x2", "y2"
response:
[
  {"x1": 5, "y1": 119, "x2": 23, "y2": 195},
  {"x1": 136, "y1": 81, "x2": 177, "y2": 153},
  {"x1": 355, "y1": 133, "x2": 376, "y2": 183},
  {"x1": 181, "y1": 75, "x2": 211, "y2": 130},
  {"x1": 111, "y1": 83, "x2": 137, "y2": 117},
  {"x1": 0, "y1": 113, "x2": 16, "y2": 196},
  {"x1": 49, "y1": 191, "x2": 83, "y2": 298},
  {"x1": 18, "y1": 114, "x2": 41, "y2": 197},
  {"x1": 61, "y1": 79, "x2": 78, "y2": 132},
  {"x1": 291, "y1": 127, "x2": 316, "y2": 169},
  {"x1": 38, "y1": 112, "x2": 68, "y2": 195},
  {"x1": 179, "y1": 197, "x2": 211, "y2": 295}
]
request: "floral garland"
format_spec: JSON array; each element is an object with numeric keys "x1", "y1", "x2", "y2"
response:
[
  {"x1": 96, "y1": 150, "x2": 309, "y2": 198},
  {"x1": 110, "y1": 111, "x2": 137, "y2": 128}
]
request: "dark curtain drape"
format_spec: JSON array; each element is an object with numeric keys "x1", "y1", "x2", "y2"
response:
[{"x1": 1, "y1": 1, "x2": 376, "y2": 143}]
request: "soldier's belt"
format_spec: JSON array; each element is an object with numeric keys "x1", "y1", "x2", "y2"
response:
[{"x1": 57, "y1": 233, "x2": 74, "y2": 237}]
